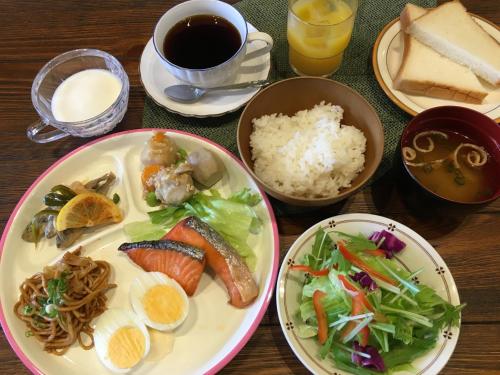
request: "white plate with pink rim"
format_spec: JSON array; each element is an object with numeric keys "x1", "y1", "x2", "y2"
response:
[
  {"x1": 373, "y1": 15, "x2": 500, "y2": 122},
  {"x1": 276, "y1": 213, "x2": 461, "y2": 375},
  {"x1": 139, "y1": 22, "x2": 271, "y2": 118},
  {"x1": 0, "y1": 129, "x2": 280, "y2": 375}
]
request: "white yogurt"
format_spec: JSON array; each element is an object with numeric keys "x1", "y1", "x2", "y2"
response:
[{"x1": 51, "y1": 69, "x2": 122, "y2": 122}]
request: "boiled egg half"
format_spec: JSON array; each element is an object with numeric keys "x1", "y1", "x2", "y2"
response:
[
  {"x1": 130, "y1": 271, "x2": 189, "y2": 331},
  {"x1": 94, "y1": 308, "x2": 150, "y2": 373}
]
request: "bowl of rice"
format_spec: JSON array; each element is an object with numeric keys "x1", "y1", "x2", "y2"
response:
[{"x1": 237, "y1": 77, "x2": 384, "y2": 206}]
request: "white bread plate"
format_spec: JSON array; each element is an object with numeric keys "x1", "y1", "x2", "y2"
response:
[{"x1": 372, "y1": 13, "x2": 500, "y2": 122}]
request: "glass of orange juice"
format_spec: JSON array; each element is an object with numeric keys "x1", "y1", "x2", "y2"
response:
[{"x1": 287, "y1": 0, "x2": 358, "y2": 76}]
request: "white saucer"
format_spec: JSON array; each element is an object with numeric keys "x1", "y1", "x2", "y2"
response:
[
  {"x1": 140, "y1": 23, "x2": 271, "y2": 118},
  {"x1": 373, "y1": 15, "x2": 500, "y2": 122}
]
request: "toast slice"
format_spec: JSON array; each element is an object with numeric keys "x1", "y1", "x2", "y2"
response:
[
  {"x1": 408, "y1": 0, "x2": 500, "y2": 86},
  {"x1": 394, "y1": 3, "x2": 489, "y2": 103}
]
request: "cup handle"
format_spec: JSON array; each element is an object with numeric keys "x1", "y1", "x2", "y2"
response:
[
  {"x1": 245, "y1": 32, "x2": 274, "y2": 61},
  {"x1": 27, "y1": 120, "x2": 69, "y2": 143}
]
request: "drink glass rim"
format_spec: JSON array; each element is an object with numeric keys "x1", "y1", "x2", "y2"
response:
[
  {"x1": 288, "y1": 0, "x2": 359, "y2": 27},
  {"x1": 152, "y1": 0, "x2": 249, "y2": 72},
  {"x1": 31, "y1": 48, "x2": 129, "y2": 127}
]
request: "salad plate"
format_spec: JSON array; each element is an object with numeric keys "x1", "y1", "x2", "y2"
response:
[
  {"x1": 276, "y1": 213, "x2": 461, "y2": 375},
  {"x1": 0, "y1": 129, "x2": 279, "y2": 375},
  {"x1": 372, "y1": 15, "x2": 500, "y2": 122},
  {"x1": 139, "y1": 22, "x2": 271, "y2": 118}
]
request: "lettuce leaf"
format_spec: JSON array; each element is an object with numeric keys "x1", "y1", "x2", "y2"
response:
[
  {"x1": 129, "y1": 188, "x2": 262, "y2": 269},
  {"x1": 124, "y1": 221, "x2": 167, "y2": 242}
]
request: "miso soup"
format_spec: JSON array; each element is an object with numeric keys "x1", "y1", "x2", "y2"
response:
[{"x1": 403, "y1": 130, "x2": 496, "y2": 203}]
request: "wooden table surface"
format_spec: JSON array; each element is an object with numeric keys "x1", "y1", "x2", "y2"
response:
[{"x1": 0, "y1": 1, "x2": 499, "y2": 374}]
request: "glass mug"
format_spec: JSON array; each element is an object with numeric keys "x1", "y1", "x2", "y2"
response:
[
  {"x1": 28, "y1": 49, "x2": 129, "y2": 143},
  {"x1": 287, "y1": 0, "x2": 359, "y2": 76}
]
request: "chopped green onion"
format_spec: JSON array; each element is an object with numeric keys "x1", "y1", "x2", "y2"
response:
[
  {"x1": 112, "y1": 193, "x2": 120, "y2": 204},
  {"x1": 43, "y1": 304, "x2": 58, "y2": 319},
  {"x1": 22, "y1": 304, "x2": 33, "y2": 315}
]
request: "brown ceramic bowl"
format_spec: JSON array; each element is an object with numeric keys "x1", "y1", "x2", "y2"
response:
[
  {"x1": 400, "y1": 106, "x2": 500, "y2": 205},
  {"x1": 237, "y1": 77, "x2": 384, "y2": 206}
]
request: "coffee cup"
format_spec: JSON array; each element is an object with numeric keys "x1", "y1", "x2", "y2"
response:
[{"x1": 153, "y1": 0, "x2": 273, "y2": 88}]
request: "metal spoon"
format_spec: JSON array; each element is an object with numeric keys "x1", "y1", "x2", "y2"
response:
[{"x1": 164, "y1": 80, "x2": 270, "y2": 103}]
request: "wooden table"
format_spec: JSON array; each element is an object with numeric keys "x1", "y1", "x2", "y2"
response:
[{"x1": 0, "y1": 1, "x2": 498, "y2": 374}]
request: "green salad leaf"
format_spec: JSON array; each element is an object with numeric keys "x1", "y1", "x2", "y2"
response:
[
  {"x1": 123, "y1": 221, "x2": 166, "y2": 242},
  {"x1": 124, "y1": 188, "x2": 262, "y2": 269},
  {"x1": 290, "y1": 229, "x2": 465, "y2": 374},
  {"x1": 301, "y1": 228, "x2": 333, "y2": 270},
  {"x1": 334, "y1": 231, "x2": 378, "y2": 252}
]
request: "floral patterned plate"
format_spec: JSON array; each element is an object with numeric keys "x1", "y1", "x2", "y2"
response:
[{"x1": 276, "y1": 213, "x2": 461, "y2": 375}]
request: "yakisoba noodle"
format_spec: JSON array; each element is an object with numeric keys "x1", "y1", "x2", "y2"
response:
[{"x1": 14, "y1": 247, "x2": 116, "y2": 355}]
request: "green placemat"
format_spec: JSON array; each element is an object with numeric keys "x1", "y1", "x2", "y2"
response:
[{"x1": 143, "y1": 0, "x2": 436, "y2": 179}]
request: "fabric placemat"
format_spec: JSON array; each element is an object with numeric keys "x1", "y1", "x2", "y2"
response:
[{"x1": 142, "y1": 0, "x2": 436, "y2": 179}]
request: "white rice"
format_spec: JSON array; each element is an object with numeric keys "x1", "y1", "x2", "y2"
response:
[{"x1": 249, "y1": 102, "x2": 367, "y2": 198}]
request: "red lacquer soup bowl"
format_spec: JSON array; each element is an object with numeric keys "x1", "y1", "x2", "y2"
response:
[{"x1": 400, "y1": 106, "x2": 500, "y2": 204}]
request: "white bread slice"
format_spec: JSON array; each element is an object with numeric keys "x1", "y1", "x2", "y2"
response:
[
  {"x1": 408, "y1": 0, "x2": 500, "y2": 86},
  {"x1": 394, "y1": 3, "x2": 489, "y2": 103}
]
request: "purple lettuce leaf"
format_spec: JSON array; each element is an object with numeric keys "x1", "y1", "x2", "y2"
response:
[
  {"x1": 351, "y1": 271, "x2": 378, "y2": 291},
  {"x1": 352, "y1": 341, "x2": 386, "y2": 372},
  {"x1": 368, "y1": 230, "x2": 406, "y2": 259}
]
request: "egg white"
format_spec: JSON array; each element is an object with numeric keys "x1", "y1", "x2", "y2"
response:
[
  {"x1": 94, "y1": 308, "x2": 150, "y2": 373},
  {"x1": 129, "y1": 272, "x2": 189, "y2": 331}
]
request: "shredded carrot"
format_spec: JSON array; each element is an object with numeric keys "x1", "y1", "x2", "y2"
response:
[
  {"x1": 141, "y1": 165, "x2": 162, "y2": 191},
  {"x1": 152, "y1": 132, "x2": 165, "y2": 142}
]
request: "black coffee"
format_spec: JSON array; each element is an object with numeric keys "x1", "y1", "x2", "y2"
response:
[{"x1": 163, "y1": 14, "x2": 242, "y2": 69}]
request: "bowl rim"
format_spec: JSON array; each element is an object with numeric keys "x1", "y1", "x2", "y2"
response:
[
  {"x1": 400, "y1": 105, "x2": 500, "y2": 205},
  {"x1": 237, "y1": 76, "x2": 384, "y2": 204}
]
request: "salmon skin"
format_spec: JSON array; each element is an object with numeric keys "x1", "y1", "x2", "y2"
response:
[
  {"x1": 118, "y1": 240, "x2": 205, "y2": 296},
  {"x1": 164, "y1": 216, "x2": 258, "y2": 308}
]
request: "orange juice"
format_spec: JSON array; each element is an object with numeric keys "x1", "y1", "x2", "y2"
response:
[{"x1": 287, "y1": 0, "x2": 357, "y2": 76}]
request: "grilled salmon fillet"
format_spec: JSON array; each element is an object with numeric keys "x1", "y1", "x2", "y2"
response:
[
  {"x1": 164, "y1": 216, "x2": 258, "y2": 308},
  {"x1": 118, "y1": 239, "x2": 206, "y2": 296}
]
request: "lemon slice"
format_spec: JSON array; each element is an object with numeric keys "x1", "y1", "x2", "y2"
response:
[{"x1": 56, "y1": 192, "x2": 123, "y2": 231}]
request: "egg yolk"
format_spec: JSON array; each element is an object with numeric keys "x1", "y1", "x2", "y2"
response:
[
  {"x1": 143, "y1": 285, "x2": 184, "y2": 324},
  {"x1": 108, "y1": 326, "x2": 145, "y2": 369}
]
